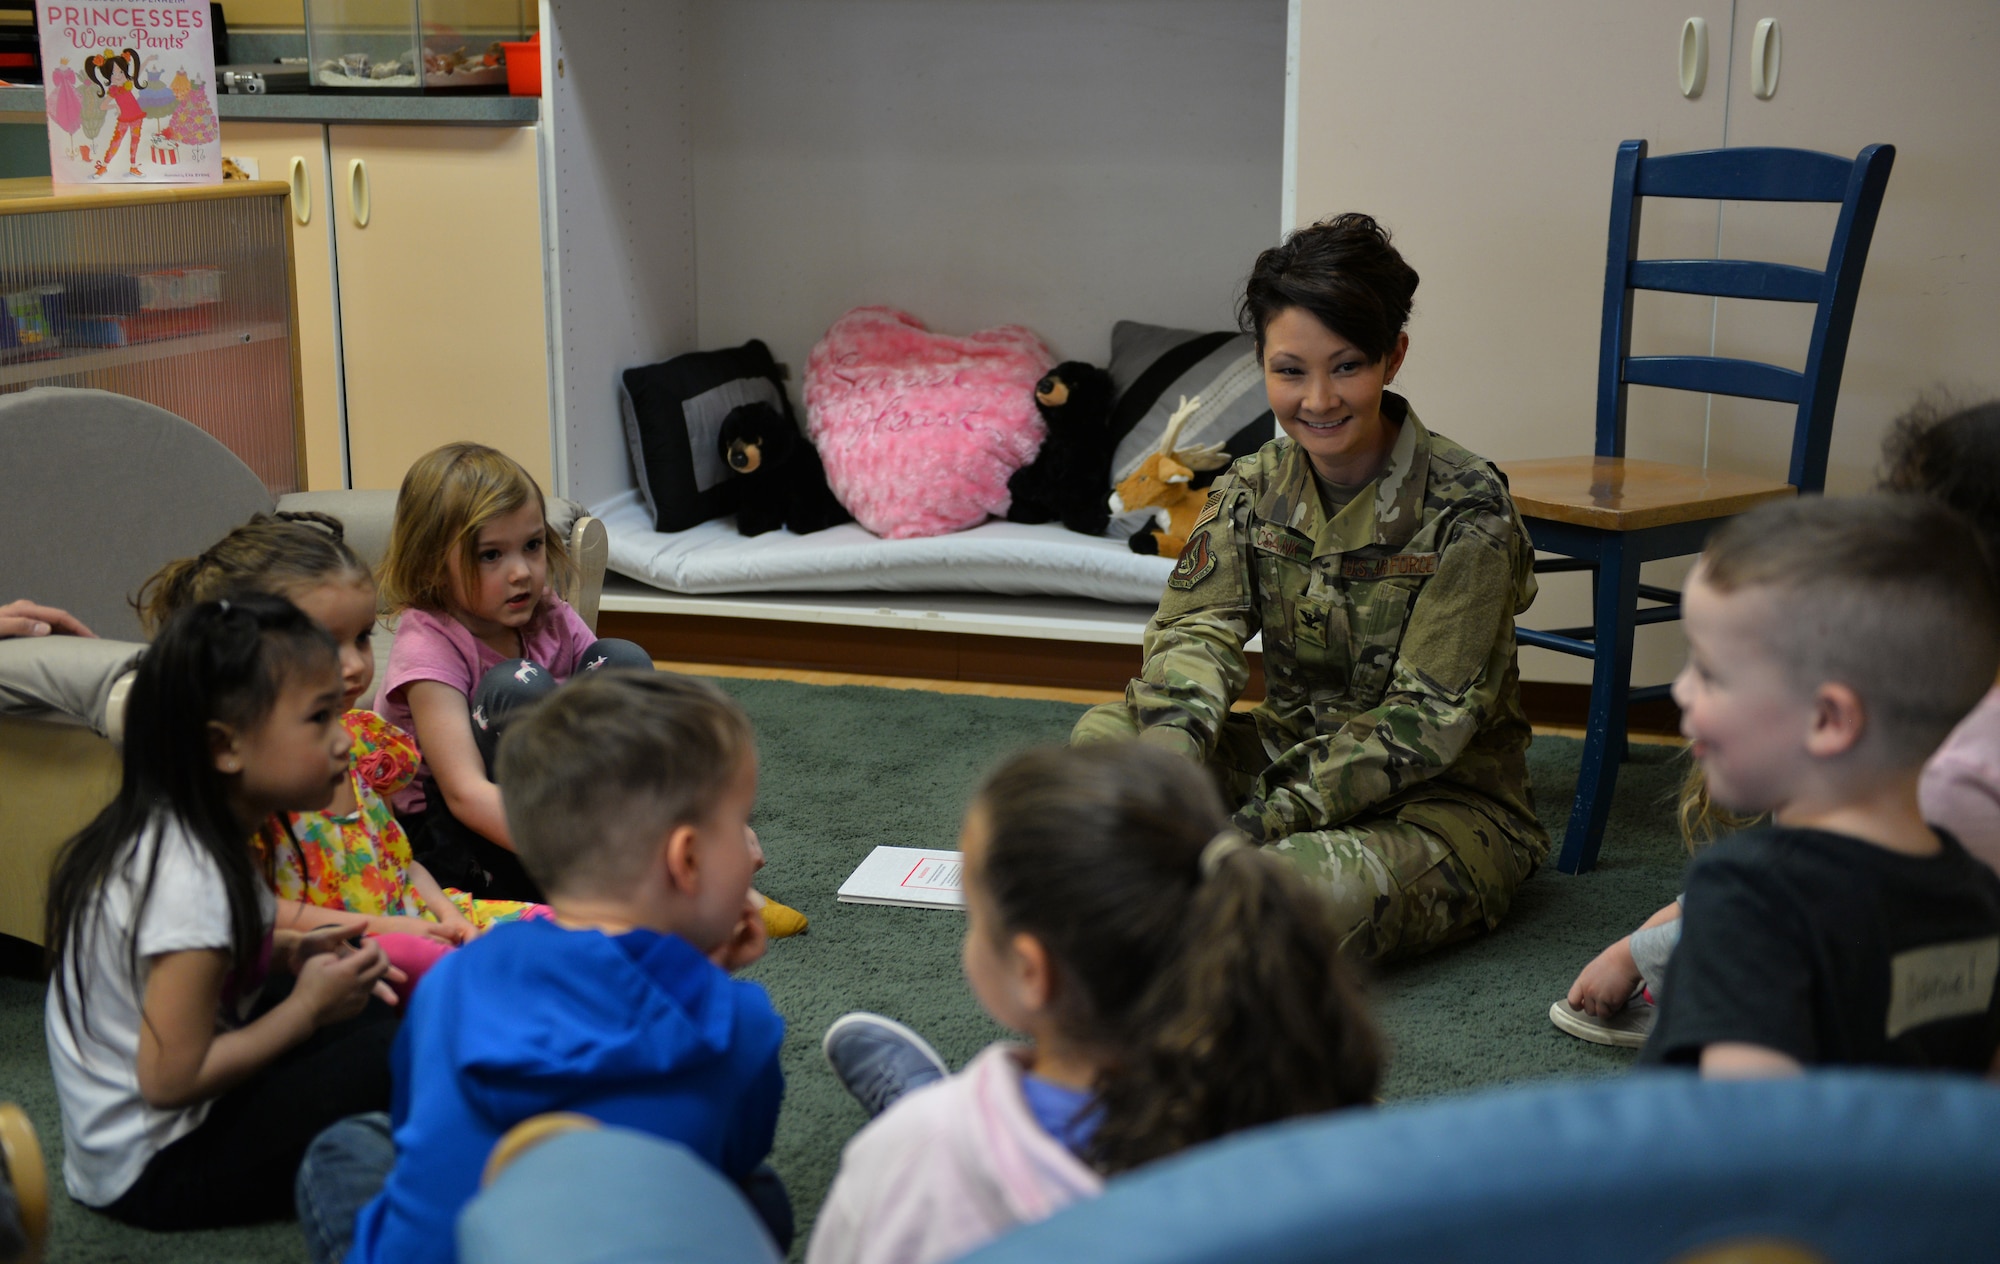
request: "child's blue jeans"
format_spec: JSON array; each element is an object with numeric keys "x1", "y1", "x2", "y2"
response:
[{"x1": 295, "y1": 1114, "x2": 793, "y2": 1264}]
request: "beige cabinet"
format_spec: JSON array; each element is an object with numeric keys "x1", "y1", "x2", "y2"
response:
[
  {"x1": 1707, "y1": 3, "x2": 2000, "y2": 494},
  {"x1": 329, "y1": 124, "x2": 551, "y2": 491},
  {"x1": 217, "y1": 120, "x2": 550, "y2": 493},
  {"x1": 216, "y1": 121, "x2": 344, "y2": 489}
]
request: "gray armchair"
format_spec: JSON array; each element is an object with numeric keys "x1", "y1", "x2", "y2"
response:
[{"x1": 0, "y1": 388, "x2": 607, "y2": 944}]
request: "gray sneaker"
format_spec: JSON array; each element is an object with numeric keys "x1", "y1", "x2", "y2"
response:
[
  {"x1": 823, "y1": 1012, "x2": 950, "y2": 1118},
  {"x1": 1549, "y1": 995, "x2": 1657, "y2": 1049}
]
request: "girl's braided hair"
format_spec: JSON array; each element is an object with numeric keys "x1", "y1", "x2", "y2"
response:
[{"x1": 135, "y1": 511, "x2": 369, "y2": 635}]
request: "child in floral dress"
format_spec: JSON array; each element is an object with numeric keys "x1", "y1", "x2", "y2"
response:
[
  {"x1": 261, "y1": 708, "x2": 547, "y2": 948},
  {"x1": 140, "y1": 510, "x2": 548, "y2": 998}
]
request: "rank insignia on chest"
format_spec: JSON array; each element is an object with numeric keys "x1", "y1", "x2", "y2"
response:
[
  {"x1": 1168, "y1": 530, "x2": 1218, "y2": 590},
  {"x1": 1339, "y1": 552, "x2": 1440, "y2": 580}
]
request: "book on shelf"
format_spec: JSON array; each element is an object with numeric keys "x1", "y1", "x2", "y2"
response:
[
  {"x1": 41, "y1": 2, "x2": 222, "y2": 185},
  {"x1": 836, "y1": 847, "x2": 965, "y2": 909}
]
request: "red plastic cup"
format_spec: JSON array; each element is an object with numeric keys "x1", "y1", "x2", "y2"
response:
[{"x1": 502, "y1": 33, "x2": 541, "y2": 96}]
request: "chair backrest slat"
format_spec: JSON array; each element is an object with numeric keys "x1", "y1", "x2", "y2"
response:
[
  {"x1": 1624, "y1": 355, "x2": 1803, "y2": 404},
  {"x1": 1628, "y1": 259, "x2": 1823, "y2": 304},
  {"x1": 1635, "y1": 146, "x2": 1854, "y2": 202},
  {"x1": 1594, "y1": 139, "x2": 1895, "y2": 491}
]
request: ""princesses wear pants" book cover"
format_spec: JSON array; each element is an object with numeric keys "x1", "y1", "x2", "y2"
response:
[{"x1": 39, "y1": 3, "x2": 221, "y2": 185}]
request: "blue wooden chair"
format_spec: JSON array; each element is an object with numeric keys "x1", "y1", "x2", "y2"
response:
[{"x1": 1500, "y1": 139, "x2": 1895, "y2": 873}]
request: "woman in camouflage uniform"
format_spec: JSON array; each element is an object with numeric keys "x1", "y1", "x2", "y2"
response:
[{"x1": 1074, "y1": 214, "x2": 1548, "y2": 961}]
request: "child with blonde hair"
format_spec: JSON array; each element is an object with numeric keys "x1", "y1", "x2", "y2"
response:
[
  {"x1": 376, "y1": 444, "x2": 657, "y2": 902},
  {"x1": 1639, "y1": 494, "x2": 2000, "y2": 1075},
  {"x1": 138, "y1": 512, "x2": 547, "y2": 992},
  {"x1": 322, "y1": 672, "x2": 788, "y2": 1264},
  {"x1": 1551, "y1": 398, "x2": 2000, "y2": 1049},
  {"x1": 809, "y1": 742, "x2": 1381, "y2": 1264}
]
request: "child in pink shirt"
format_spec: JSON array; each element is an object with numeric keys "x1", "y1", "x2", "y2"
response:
[
  {"x1": 1924, "y1": 687, "x2": 2000, "y2": 870},
  {"x1": 1897, "y1": 400, "x2": 2000, "y2": 867},
  {"x1": 807, "y1": 743, "x2": 1382, "y2": 1264},
  {"x1": 377, "y1": 443, "x2": 655, "y2": 902}
]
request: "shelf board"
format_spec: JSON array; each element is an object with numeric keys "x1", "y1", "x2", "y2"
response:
[
  {"x1": 0, "y1": 177, "x2": 289, "y2": 215},
  {"x1": 0, "y1": 320, "x2": 288, "y2": 387}
]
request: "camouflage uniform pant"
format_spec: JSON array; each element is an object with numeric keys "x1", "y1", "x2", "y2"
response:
[{"x1": 1074, "y1": 704, "x2": 1537, "y2": 963}]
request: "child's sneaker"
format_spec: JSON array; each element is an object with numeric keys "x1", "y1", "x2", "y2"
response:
[
  {"x1": 823, "y1": 1012, "x2": 949, "y2": 1119},
  {"x1": 1549, "y1": 994, "x2": 1656, "y2": 1048}
]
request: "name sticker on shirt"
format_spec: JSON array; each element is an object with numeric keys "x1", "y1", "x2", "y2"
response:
[
  {"x1": 1251, "y1": 522, "x2": 1311, "y2": 561},
  {"x1": 1885, "y1": 936, "x2": 2000, "y2": 1039},
  {"x1": 1340, "y1": 552, "x2": 1439, "y2": 580}
]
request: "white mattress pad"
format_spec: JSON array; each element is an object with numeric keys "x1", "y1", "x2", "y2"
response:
[{"x1": 596, "y1": 490, "x2": 1174, "y2": 604}]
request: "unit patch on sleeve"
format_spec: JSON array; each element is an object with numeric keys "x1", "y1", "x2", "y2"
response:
[{"x1": 1167, "y1": 530, "x2": 1218, "y2": 590}]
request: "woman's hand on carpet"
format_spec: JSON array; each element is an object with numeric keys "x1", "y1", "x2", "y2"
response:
[{"x1": 1567, "y1": 935, "x2": 1643, "y2": 1018}]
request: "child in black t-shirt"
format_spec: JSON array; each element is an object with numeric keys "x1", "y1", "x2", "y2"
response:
[{"x1": 1638, "y1": 495, "x2": 2000, "y2": 1076}]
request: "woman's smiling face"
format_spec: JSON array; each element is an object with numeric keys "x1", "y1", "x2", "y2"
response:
[{"x1": 1262, "y1": 306, "x2": 1408, "y2": 487}]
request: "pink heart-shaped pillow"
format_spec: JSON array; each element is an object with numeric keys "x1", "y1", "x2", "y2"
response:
[{"x1": 804, "y1": 306, "x2": 1053, "y2": 539}]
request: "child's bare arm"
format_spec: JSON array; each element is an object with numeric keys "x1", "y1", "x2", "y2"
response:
[
  {"x1": 273, "y1": 895, "x2": 458, "y2": 944},
  {"x1": 409, "y1": 863, "x2": 476, "y2": 940},
  {"x1": 1568, "y1": 900, "x2": 1684, "y2": 1017},
  {"x1": 273, "y1": 896, "x2": 369, "y2": 938},
  {"x1": 135, "y1": 943, "x2": 389, "y2": 1109},
  {"x1": 406, "y1": 680, "x2": 516, "y2": 850},
  {"x1": 1699, "y1": 1042, "x2": 1802, "y2": 1079}
]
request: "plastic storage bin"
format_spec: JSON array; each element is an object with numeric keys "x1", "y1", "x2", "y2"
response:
[{"x1": 305, "y1": 0, "x2": 533, "y2": 93}]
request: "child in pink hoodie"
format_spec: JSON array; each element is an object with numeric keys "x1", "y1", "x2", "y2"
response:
[{"x1": 807, "y1": 742, "x2": 1383, "y2": 1264}]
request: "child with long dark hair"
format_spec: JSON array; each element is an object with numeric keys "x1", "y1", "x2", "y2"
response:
[
  {"x1": 43, "y1": 595, "x2": 399, "y2": 1229},
  {"x1": 139, "y1": 511, "x2": 549, "y2": 996},
  {"x1": 808, "y1": 742, "x2": 1381, "y2": 1264}
]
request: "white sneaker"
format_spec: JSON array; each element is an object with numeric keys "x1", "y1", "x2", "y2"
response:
[{"x1": 1549, "y1": 995, "x2": 1656, "y2": 1049}]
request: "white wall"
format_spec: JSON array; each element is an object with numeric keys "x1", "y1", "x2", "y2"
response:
[
  {"x1": 686, "y1": 0, "x2": 1287, "y2": 378},
  {"x1": 544, "y1": 0, "x2": 699, "y2": 508}
]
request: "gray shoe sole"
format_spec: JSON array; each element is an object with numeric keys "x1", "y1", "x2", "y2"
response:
[
  {"x1": 1549, "y1": 998, "x2": 1655, "y2": 1049},
  {"x1": 821, "y1": 1012, "x2": 950, "y2": 1079}
]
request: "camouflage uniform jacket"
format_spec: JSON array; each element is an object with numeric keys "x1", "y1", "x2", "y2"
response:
[{"x1": 1131, "y1": 396, "x2": 1547, "y2": 859}]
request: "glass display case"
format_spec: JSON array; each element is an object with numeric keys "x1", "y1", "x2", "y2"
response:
[
  {"x1": 0, "y1": 178, "x2": 303, "y2": 493},
  {"x1": 304, "y1": 0, "x2": 533, "y2": 93}
]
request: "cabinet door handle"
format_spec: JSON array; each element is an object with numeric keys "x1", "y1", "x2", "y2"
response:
[
  {"x1": 1750, "y1": 18, "x2": 1781, "y2": 99},
  {"x1": 348, "y1": 158, "x2": 371, "y2": 227},
  {"x1": 288, "y1": 156, "x2": 311, "y2": 225},
  {"x1": 1679, "y1": 17, "x2": 1709, "y2": 99}
]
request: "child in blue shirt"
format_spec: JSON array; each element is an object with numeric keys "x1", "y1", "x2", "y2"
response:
[{"x1": 322, "y1": 672, "x2": 785, "y2": 1264}]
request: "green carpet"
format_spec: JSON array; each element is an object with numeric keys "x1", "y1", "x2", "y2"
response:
[{"x1": 0, "y1": 676, "x2": 1690, "y2": 1262}]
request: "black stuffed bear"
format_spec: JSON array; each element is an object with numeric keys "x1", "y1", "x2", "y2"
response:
[
  {"x1": 1005, "y1": 361, "x2": 1117, "y2": 536},
  {"x1": 716, "y1": 402, "x2": 851, "y2": 536}
]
